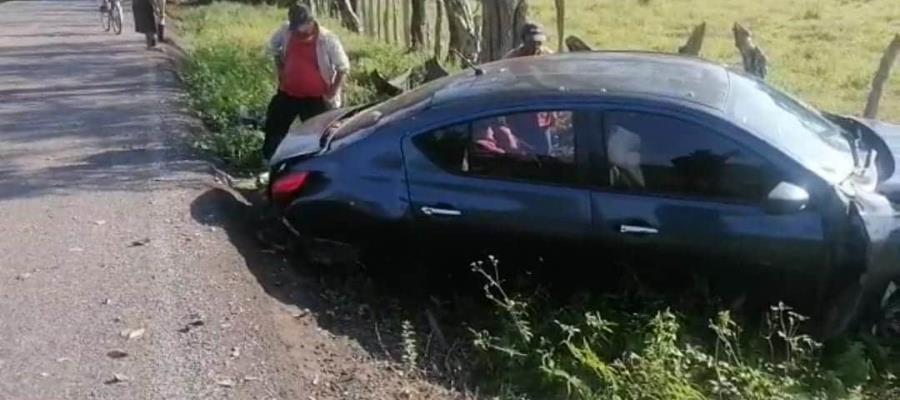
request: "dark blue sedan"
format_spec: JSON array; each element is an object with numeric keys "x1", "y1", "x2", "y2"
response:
[{"x1": 267, "y1": 51, "x2": 900, "y2": 337}]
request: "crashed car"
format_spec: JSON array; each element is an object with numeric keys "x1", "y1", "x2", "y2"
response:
[{"x1": 268, "y1": 51, "x2": 900, "y2": 337}]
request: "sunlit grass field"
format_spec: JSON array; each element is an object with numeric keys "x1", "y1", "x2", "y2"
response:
[{"x1": 527, "y1": 0, "x2": 900, "y2": 120}]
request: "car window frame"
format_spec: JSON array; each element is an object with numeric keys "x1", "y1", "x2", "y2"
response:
[
  {"x1": 404, "y1": 103, "x2": 594, "y2": 189},
  {"x1": 588, "y1": 106, "x2": 786, "y2": 206}
]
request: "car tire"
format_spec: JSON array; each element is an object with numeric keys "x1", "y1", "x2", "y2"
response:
[
  {"x1": 819, "y1": 277, "x2": 866, "y2": 339},
  {"x1": 819, "y1": 272, "x2": 899, "y2": 339}
]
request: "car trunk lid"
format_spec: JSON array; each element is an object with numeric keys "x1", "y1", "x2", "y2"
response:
[{"x1": 268, "y1": 107, "x2": 360, "y2": 168}]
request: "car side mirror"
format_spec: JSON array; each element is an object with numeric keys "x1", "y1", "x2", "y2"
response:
[{"x1": 764, "y1": 182, "x2": 810, "y2": 214}]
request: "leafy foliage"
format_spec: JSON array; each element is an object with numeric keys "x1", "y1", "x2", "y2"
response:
[{"x1": 470, "y1": 258, "x2": 900, "y2": 399}]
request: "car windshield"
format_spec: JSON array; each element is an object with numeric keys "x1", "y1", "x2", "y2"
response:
[{"x1": 725, "y1": 74, "x2": 855, "y2": 181}]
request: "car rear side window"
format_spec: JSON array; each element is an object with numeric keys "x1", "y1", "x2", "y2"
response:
[
  {"x1": 413, "y1": 110, "x2": 578, "y2": 185},
  {"x1": 602, "y1": 112, "x2": 776, "y2": 203}
]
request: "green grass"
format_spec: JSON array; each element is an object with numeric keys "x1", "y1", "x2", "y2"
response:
[
  {"x1": 173, "y1": 2, "x2": 426, "y2": 170},
  {"x1": 527, "y1": 0, "x2": 900, "y2": 121},
  {"x1": 469, "y1": 259, "x2": 900, "y2": 400}
]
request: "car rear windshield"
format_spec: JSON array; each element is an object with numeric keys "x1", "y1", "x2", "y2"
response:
[
  {"x1": 331, "y1": 75, "x2": 455, "y2": 143},
  {"x1": 725, "y1": 74, "x2": 855, "y2": 181}
]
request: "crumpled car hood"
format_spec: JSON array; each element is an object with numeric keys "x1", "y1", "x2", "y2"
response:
[{"x1": 855, "y1": 119, "x2": 900, "y2": 198}]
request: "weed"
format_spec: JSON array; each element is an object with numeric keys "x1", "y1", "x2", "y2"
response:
[
  {"x1": 468, "y1": 258, "x2": 900, "y2": 399},
  {"x1": 803, "y1": 7, "x2": 822, "y2": 20},
  {"x1": 402, "y1": 319, "x2": 420, "y2": 372}
]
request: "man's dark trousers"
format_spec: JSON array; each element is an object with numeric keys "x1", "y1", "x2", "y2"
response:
[{"x1": 262, "y1": 91, "x2": 330, "y2": 161}]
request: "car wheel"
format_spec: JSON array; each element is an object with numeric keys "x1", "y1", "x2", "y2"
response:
[
  {"x1": 819, "y1": 278, "x2": 865, "y2": 339},
  {"x1": 874, "y1": 282, "x2": 900, "y2": 337},
  {"x1": 819, "y1": 272, "x2": 900, "y2": 339}
]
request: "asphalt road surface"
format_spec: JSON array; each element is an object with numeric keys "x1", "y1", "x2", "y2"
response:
[{"x1": 0, "y1": 0, "x2": 432, "y2": 399}]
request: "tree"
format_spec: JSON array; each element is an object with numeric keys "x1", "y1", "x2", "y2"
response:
[
  {"x1": 434, "y1": 0, "x2": 444, "y2": 58},
  {"x1": 480, "y1": 0, "x2": 528, "y2": 62},
  {"x1": 336, "y1": 0, "x2": 363, "y2": 33},
  {"x1": 410, "y1": 0, "x2": 426, "y2": 49},
  {"x1": 445, "y1": 0, "x2": 478, "y2": 63}
]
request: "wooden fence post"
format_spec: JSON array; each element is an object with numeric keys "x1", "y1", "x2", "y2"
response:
[
  {"x1": 733, "y1": 22, "x2": 768, "y2": 79},
  {"x1": 678, "y1": 22, "x2": 706, "y2": 56},
  {"x1": 554, "y1": 0, "x2": 564, "y2": 52},
  {"x1": 565, "y1": 35, "x2": 592, "y2": 52},
  {"x1": 864, "y1": 34, "x2": 900, "y2": 119}
]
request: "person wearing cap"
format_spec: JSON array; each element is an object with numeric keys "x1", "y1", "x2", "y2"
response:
[
  {"x1": 262, "y1": 3, "x2": 350, "y2": 165},
  {"x1": 503, "y1": 22, "x2": 554, "y2": 59}
]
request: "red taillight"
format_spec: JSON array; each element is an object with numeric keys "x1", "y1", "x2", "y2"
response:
[{"x1": 271, "y1": 172, "x2": 310, "y2": 205}]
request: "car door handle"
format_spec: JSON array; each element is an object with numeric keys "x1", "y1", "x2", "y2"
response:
[
  {"x1": 619, "y1": 225, "x2": 658, "y2": 235},
  {"x1": 421, "y1": 206, "x2": 462, "y2": 217}
]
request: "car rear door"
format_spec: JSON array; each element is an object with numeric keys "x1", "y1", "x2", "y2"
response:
[
  {"x1": 402, "y1": 107, "x2": 592, "y2": 265},
  {"x1": 586, "y1": 108, "x2": 829, "y2": 293}
]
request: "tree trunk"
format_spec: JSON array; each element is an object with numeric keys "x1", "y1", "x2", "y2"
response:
[
  {"x1": 678, "y1": 22, "x2": 706, "y2": 56},
  {"x1": 375, "y1": 0, "x2": 382, "y2": 38},
  {"x1": 410, "y1": 0, "x2": 426, "y2": 49},
  {"x1": 864, "y1": 34, "x2": 900, "y2": 119},
  {"x1": 337, "y1": 0, "x2": 363, "y2": 33},
  {"x1": 402, "y1": 0, "x2": 410, "y2": 48},
  {"x1": 392, "y1": 0, "x2": 399, "y2": 43},
  {"x1": 434, "y1": 0, "x2": 444, "y2": 59},
  {"x1": 383, "y1": 0, "x2": 391, "y2": 42},
  {"x1": 445, "y1": 0, "x2": 478, "y2": 63},
  {"x1": 480, "y1": 0, "x2": 527, "y2": 62},
  {"x1": 554, "y1": 0, "x2": 564, "y2": 52}
]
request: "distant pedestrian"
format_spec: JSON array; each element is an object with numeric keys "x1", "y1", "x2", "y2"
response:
[
  {"x1": 262, "y1": 3, "x2": 350, "y2": 166},
  {"x1": 503, "y1": 22, "x2": 554, "y2": 59},
  {"x1": 132, "y1": 0, "x2": 158, "y2": 48},
  {"x1": 154, "y1": 0, "x2": 166, "y2": 43}
]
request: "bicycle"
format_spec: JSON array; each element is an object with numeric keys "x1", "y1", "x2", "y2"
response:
[{"x1": 99, "y1": 0, "x2": 123, "y2": 35}]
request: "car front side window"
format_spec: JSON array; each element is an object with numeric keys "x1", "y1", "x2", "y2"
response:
[
  {"x1": 413, "y1": 110, "x2": 579, "y2": 185},
  {"x1": 602, "y1": 111, "x2": 777, "y2": 203}
]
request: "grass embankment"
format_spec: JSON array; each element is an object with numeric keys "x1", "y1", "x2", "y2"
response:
[
  {"x1": 528, "y1": 0, "x2": 900, "y2": 121},
  {"x1": 173, "y1": 2, "x2": 425, "y2": 170}
]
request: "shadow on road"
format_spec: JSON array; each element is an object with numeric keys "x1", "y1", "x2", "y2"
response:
[{"x1": 188, "y1": 186, "x2": 488, "y2": 390}]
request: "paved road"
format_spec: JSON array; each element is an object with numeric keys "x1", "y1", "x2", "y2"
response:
[
  {"x1": 0, "y1": 1, "x2": 461, "y2": 398},
  {"x1": 0, "y1": 1, "x2": 309, "y2": 398}
]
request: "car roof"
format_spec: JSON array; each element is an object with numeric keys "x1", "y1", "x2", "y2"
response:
[{"x1": 430, "y1": 51, "x2": 732, "y2": 111}]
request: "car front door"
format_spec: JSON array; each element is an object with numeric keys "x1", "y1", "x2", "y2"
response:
[
  {"x1": 587, "y1": 109, "x2": 829, "y2": 299},
  {"x1": 402, "y1": 108, "x2": 592, "y2": 267}
]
